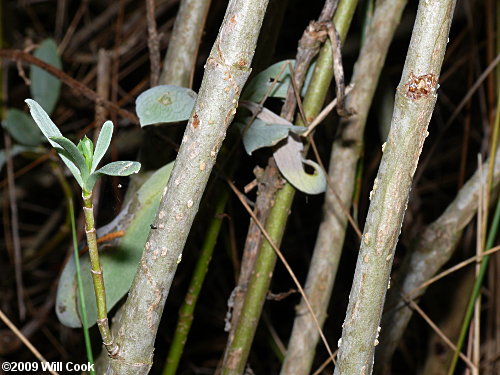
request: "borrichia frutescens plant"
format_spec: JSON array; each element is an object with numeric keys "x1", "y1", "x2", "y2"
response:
[{"x1": 25, "y1": 99, "x2": 141, "y2": 356}]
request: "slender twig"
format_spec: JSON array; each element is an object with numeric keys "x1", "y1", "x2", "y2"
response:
[
  {"x1": 0, "y1": 49, "x2": 138, "y2": 124},
  {"x1": 408, "y1": 245, "x2": 500, "y2": 296},
  {"x1": 0, "y1": 309, "x2": 59, "y2": 375},
  {"x1": 406, "y1": 298, "x2": 477, "y2": 371},
  {"x1": 301, "y1": 83, "x2": 354, "y2": 138}
]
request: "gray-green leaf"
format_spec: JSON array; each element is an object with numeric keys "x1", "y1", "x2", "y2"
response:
[
  {"x1": 136, "y1": 85, "x2": 197, "y2": 127},
  {"x1": 91, "y1": 121, "x2": 113, "y2": 173},
  {"x1": 30, "y1": 39, "x2": 62, "y2": 114},
  {"x1": 273, "y1": 135, "x2": 327, "y2": 195},
  {"x1": 239, "y1": 117, "x2": 306, "y2": 155},
  {"x1": 3, "y1": 109, "x2": 44, "y2": 146},
  {"x1": 25, "y1": 99, "x2": 83, "y2": 187},
  {"x1": 95, "y1": 161, "x2": 141, "y2": 176}
]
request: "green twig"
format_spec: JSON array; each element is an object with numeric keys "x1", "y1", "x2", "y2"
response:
[
  {"x1": 82, "y1": 189, "x2": 118, "y2": 357},
  {"x1": 162, "y1": 188, "x2": 229, "y2": 375},
  {"x1": 51, "y1": 162, "x2": 94, "y2": 373},
  {"x1": 70, "y1": 198, "x2": 95, "y2": 374},
  {"x1": 221, "y1": 0, "x2": 359, "y2": 372}
]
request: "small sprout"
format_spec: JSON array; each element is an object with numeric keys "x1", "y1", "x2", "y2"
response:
[{"x1": 177, "y1": 253, "x2": 183, "y2": 264}]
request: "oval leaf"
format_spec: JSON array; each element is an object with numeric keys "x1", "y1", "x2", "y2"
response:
[
  {"x1": 240, "y1": 117, "x2": 305, "y2": 155},
  {"x1": 136, "y1": 85, "x2": 197, "y2": 126},
  {"x1": 91, "y1": 121, "x2": 113, "y2": 173},
  {"x1": 25, "y1": 99, "x2": 83, "y2": 187},
  {"x1": 95, "y1": 161, "x2": 141, "y2": 177},
  {"x1": 273, "y1": 135, "x2": 327, "y2": 195},
  {"x1": 30, "y1": 39, "x2": 62, "y2": 114},
  {"x1": 56, "y1": 162, "x2": 174, "y2": 328},
  {"x1": 3, "y1": 109, "x2": 43, "y2": 146}
]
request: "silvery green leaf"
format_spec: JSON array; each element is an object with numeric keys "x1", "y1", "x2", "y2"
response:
[
  {"x1": 239, "y1": 117, "x2": 306, "y2": 155},
  {"x1": 273, "y1": 135, "x2": 327, "y2": 195},
  {"x1": 25, "y1": 99, "x2": 63, "y2": 144},
  {"x1": 91, "y1": 121, "x2": 113, "y2": 173},
  {"x1": 136, "y1": 85, "x2": 197, "y2": 127},
  {"x1": 25, "y1": 99, "x2": 83, "y2": 186},
  {"x1": 3, "y1": 109, "x2": 43, "y2": 146},
  {"x1": 95, "y1": 161, "x2": 141, "y2": 177},
  {"x1": 30, "y1": 39, "x2": 62, "y2": 114},
  {"x1": 50, "y1": 136, "x2": 89, "y2": 182}
]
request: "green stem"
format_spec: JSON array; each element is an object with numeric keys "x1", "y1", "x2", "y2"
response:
[
  {"x1": 51, "y1": 162, "x2": 94, "y2": 372},
  {"x1": 221, "y1": 1, "x2": 358, "y2": 372},
  {"x1": 82, "y1": 189, "x2": 117, "y2": 357},
  {"x1": 162, "y1": 188, "x2": 229, "y2": 375},
  {"x1": 69, "y1": 198, "x2": 95, "y2": 374}
]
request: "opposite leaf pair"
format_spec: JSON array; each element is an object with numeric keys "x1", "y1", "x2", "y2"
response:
[{"x1": 25, "y1": 99, "x2": 141, "y2": 192}]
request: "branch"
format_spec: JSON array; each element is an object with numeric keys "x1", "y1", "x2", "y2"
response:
[
  {"x1": 375, "y1": 148, "x2": 500, "y2": 372},
  {"x1": 281, "y1": 0, "x2": 408, "y2": 373},
  {"x1": 333, "y1": 0, "x2": 457, "y2": 373},
  {"x1": 159, "y1": 0, "x2": 212, "y2": 87},
  {"x1": 96, "y1": 1, "x2": 269, "y2": 373}
]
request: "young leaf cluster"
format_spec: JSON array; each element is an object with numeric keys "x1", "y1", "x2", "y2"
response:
[{"x1": 25, "y1": 99, "x2": 140, "y2": 192}]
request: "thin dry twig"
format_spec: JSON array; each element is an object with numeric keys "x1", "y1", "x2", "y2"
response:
[
  {"x1": 408, "y1": 245, "x2": 500, "y2": 297},
  {"x1": 0, "y1": 49, "x2": 138, "y2": 124},
  {"x1": 326, "y1": 23, "x2": 352, "y2": 117},
  {"x1": 0, "y1": 308, "x2": 59, "y2": 375},
  {"x1": 226, "y1": 179, "x2": 336, "y2": 366},
  {"x1": 406, "y1": 298, "x2": 477, "y2": 371}
]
